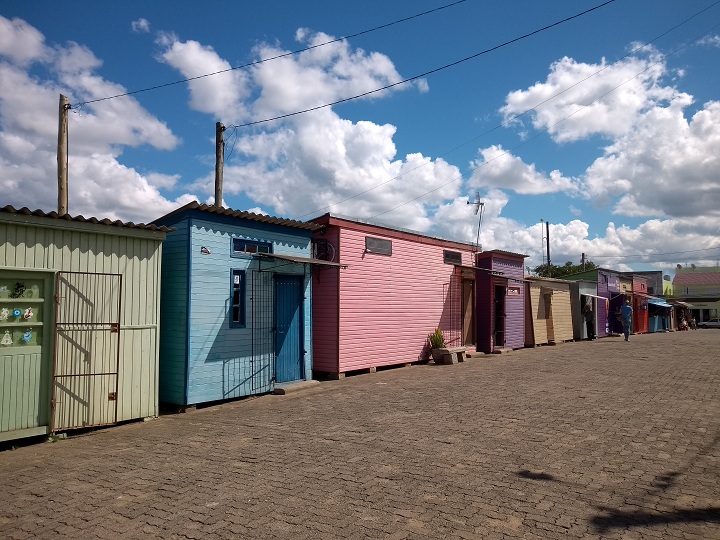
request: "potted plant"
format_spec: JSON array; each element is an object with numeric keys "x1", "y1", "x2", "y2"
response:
[{"x1": 428, "y1": 328, "x2": 446, "y2": 362}]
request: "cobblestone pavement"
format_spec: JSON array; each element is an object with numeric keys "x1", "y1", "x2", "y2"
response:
[{"x1": 1, "y1": 330, "x2": 720, "y2": 539}]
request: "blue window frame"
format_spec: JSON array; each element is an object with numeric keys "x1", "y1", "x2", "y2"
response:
[
  {"x1": 231, "y1": 238, "x2": 272, "y2": 257},
  {"x1": 230, "y1": 270, "x2": 246, "y2": 327}
]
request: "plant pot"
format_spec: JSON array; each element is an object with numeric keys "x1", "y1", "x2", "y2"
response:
[{"x1": 431, "y1": 348, "x2": 445, "y2": 362}]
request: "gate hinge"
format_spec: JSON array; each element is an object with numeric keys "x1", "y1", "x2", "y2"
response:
[
  {"x1": 108, "y1": 392, "x2": 117, "y2": 401},
  {"x1": 110, "y1": 323, "x2": 120, "y2": 333}
]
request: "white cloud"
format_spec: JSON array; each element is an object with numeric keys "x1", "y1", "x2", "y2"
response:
[
  {"x1": 501, "y1": 48, "x2": 683, "y2": 143},
  {"x1": 468, "y1": 145, "x2": 578, "y2": 195},
  {"x1": 698, "y1": 35, "x2": 720, "y2": 47},
  {"x1": 0, "y1": 16, "x2": 50, "y2": 64},
  {"x1": 584, "y1": 99, "x2": 720, "y2": 218},
  {"x1": 157, "y1": 35, "x2": 251, "y2": 123},
  {"x1": 249, "y1": 29, "x2": 408, "y2": 121},
  {"x1": 208, "y1": 109, "x2": 460, "y2": 232},
  {"x1": 132, "y1": 18, "x2": 150, "y2": 33},
  {"x1": 0, "y1": 16, "x2": 184, "y2": 222},
  {"x1": 54, "y1": 41, "x2": 102, "y2": 73}
]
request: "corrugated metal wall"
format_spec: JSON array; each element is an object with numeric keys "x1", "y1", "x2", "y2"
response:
[{"x1": 0, "y1": 215, "x2": 164, "y2": 437}]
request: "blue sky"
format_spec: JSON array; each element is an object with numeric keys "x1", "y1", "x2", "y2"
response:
[{"x1": 1, "y1": 0, "x2": 720, "y2": 273}]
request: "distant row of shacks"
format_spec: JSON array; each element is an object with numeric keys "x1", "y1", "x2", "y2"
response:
[{"x1": 0, "y1": 202, "x2": 685, "y2": 443}]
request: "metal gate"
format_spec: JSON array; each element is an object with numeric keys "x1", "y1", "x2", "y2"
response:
[
  {"x1": 51, "y1": 271, "x2": 122, "y2": 431},
  {"x1": 250, "y1": 270, "x2": 274, "y2": 392}
]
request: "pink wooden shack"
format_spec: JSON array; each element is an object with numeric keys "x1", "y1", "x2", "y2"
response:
[{"x1": 309, "y1": 214, "x2": 477, "y2": 378}]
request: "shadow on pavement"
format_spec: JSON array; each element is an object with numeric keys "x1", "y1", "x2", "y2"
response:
[
  {"x1": 590, "y1": 506, "x2": 720, "y2": 533},
  {"x1": 515, "y1": 469, "x2": 557, "y2": 481}
]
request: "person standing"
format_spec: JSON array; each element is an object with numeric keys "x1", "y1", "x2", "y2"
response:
[
  {"x1": 620, "y1": 299, "x2": 633, "y2": 341},
  {"x1": 583, "y1": 302, "x2": 596, "y2": 340}
]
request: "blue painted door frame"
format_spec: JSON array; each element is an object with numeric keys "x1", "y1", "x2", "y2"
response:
[{"x1": 274, "y1": 275, "x2": 304, "y2": 383}]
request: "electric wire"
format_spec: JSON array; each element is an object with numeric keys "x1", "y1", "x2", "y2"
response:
[
  {"x1": 293, "y1": 0, "x2": 720, "y2": 219},
  {"x1": 70, "y1": 0, "x2": 469, "y2": 108},
  {"x1": 367, "y1": 18, "x2": 720, "y2": 221},
  {"x1": 590, "y1": 246, "x2": 720, "y2": 262},
  {"x1": 229, "y1": 0, "x2": 617, "y2": 128}
]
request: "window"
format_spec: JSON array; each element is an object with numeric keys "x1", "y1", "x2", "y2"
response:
[
  {"x1": 443, "y1": 250, "x2": 462, "y2": 265},
  {"x1": 365, "y1": 236, "x2": 392, "y2": 256},
  {"x1": 232, "y1": 238, "x2": 271, "y2": 256},
  {"x1": 231, "y1": 270, "x2": 246, "y2": 326}
]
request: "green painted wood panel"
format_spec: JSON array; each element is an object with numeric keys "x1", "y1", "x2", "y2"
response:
[{"x1": 1, "y1": 215, "x2": 165, "y2": 433}]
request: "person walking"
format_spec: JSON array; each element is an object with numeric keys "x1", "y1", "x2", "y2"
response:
[
  {"x1": 620, "y1": 299, "x2": 633, "y2": 341},
  {"x1": 583, "y1": 302, "x2": 596, "y2": 340}
]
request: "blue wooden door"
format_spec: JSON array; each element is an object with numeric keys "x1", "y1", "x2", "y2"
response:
[{"x1": 274, "y1": 275, "x2": 303, "y2": 383}]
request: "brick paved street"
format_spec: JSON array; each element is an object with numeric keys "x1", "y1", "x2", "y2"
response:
[{"x1": 1, "y1": 330, "x2": 719, "y2": 539}]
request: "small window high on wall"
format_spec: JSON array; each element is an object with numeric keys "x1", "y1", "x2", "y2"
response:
[
  {"x1": 230, "y1": 270, "x2": 246, "y2": 327},
  {"x1": 443, "y1": 250, "x2": 462, "y2": 265},
  {"x1": 365, "y1": 236, "x2": 392, "y2": 256},
  {"x1": 232, "y1": 238, "x2": 272, "y2": 256}
]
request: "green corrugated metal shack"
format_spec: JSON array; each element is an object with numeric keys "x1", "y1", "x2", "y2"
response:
[{"x1": 0, "y1": 206, "x2": 170, "y2": 443}]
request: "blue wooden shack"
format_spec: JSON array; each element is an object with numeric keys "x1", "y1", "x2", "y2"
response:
[{"x1": 152, "y1": 202, "x2": 341, "y2": 406}]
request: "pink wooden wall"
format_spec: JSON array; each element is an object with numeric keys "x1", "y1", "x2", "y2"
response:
[
  {"x1": 312, "y1": 227, "x2": 340, "y2": 373},
  {"x1": 311, "y1": 217, "x2": 476, "y2": 375}
]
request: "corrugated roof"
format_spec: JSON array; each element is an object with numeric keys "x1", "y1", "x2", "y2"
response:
[
  {"x1": 673, "y1": 272, "x2": 720, "y2": 286},
  {"x1": 1, "y1": 205, "x2": 174, "y2": 232},
  {"x1": 477, "y1": 249, "x2": 528, "y2": 259},
  {"x1": 154, "y1": 201, "x2": 322, "y2": 231},
  {"x1": 311, "y1": 212, "x2": 478, "y2": 249}
]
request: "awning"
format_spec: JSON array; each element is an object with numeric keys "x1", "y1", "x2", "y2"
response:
[
  {"x1": 669, "y1": 301, "x2": 693, "y2": 308},
  {"x1": 647, "y1": 297, "x2": 672, "y2": 308},
  {"x1": 581, "y1": 293, "x2": 608, "y2": 301},
  {"x1": 257, "y1": 252, "x2": 347, "y2": 268}
]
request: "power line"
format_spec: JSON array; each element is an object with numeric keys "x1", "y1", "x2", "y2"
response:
[
  {"x1": 591, "y1": 246, "x2": 720, "y2": 261},
  {"x1": 230, "y1": 0, "x2": 617, "y2": 128},
  {"x1": 294, "y1": 0, "x2": 720, "y2": 220},
  {"x1": 71, "y1": 0, "x2": 469, "y2": 108},
  {"x1": 367, "y1": 16, "x2": 720, "y2": 221}
]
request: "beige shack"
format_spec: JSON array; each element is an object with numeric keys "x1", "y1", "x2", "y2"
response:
[{"x1": 525, "y1": 276, "x2": 575, "y2": 346}]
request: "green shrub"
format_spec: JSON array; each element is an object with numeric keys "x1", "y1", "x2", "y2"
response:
[{"x1": 428, "y1": 328, "x2": 445, "y2": 349}]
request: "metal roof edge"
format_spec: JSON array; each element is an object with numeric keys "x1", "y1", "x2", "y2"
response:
[
  {"x1": 153, "y1": 201, "x2": 321, "y2": 232},
  {"x1": 310, "y1": 212, "x2": 477, "y2": 249},
  {"x1": 1, "y1": 205, "x2": 174, "y2": 234}
]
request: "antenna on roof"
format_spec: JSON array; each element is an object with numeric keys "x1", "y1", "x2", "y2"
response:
[{"x1": 467, "y1": 192, "x2": 484, "y2": 252}]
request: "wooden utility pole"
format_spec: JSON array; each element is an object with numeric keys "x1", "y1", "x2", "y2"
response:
[
  {"x1": 215, "y1": 122, "x2": 225, "y2": 207},
  {"x1": 57, "y1": 94, "x2": 69, "y2": 215},
  {"x1": 545, "y1": 220, "x2": 551, "y2": 277}
]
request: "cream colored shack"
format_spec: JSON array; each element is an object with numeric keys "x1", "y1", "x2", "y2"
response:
[
  {"x1": 525, "y1": 276, "x2": 575, "y2": 346},
  {"x1": 0, "y1": 206, "x2": 169, "y2": 442}
]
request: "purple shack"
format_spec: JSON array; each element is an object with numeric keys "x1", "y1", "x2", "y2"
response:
[
  {"x1": 565, "y1": 267, "x2": 622, "y2": 337},
  {"x1": 475, "y1": 250, "x2": 526, "y2": 353}
]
